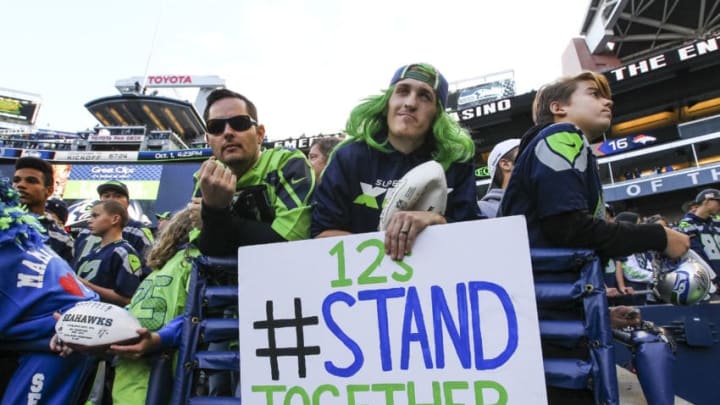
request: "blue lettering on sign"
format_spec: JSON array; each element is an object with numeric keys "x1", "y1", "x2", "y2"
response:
[
  {"x1": 400, "y1": 287, "x2": 433, "y2": 370},
  {"x1": 432, "y1": 284, "x2": 470, "y2": 369},
  {"x1": 469, "y1": 281, "x2": 518, "y2": 370},
  {"x1": 322, "y1": 292, "x2": 364, "y2": 377},
  {"x1": 358, "y1": 288, "x2": 406, "y2": 371},
  {"x1": 321, "y1": 282, "x2": 518, "y2": 378}
]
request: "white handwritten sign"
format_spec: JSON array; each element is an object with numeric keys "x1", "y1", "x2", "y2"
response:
[{"x1": 238, "y1": 216, "x2": 547, "y2": 404}]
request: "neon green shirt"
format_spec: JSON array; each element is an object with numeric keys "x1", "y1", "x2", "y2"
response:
[
  {"x1": 112, "y1": 246, "x2": 199, "y2": 404},
  {"x1": 193, "y1": 148, "x2": 314, "y2": 241}
]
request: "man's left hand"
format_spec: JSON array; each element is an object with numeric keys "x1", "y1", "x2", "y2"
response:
[{"x1": 384, "y1": 211, "x2": 446, "y2": 261}]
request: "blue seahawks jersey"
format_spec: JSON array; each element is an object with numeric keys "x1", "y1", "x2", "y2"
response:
[
  {"x1": 501, "y1": 123, "x2": 605, "y2": 248},
  {"x1": 73, "y1": 218, "x2": 153, "y2": 268},
  {"x1": 37, "y1": 215, "x2": 74, "y2": 264},
  {"x1": 0, "y1": 244, "x2": 97, "y2": 342},
  {"x1": 678, "y1": 213, "x2": 720, "y2": 273},
  {"x1": 75, "y1": 239, "x2": 143, "y2": 299},
  {"x1": 312, "y1": 139, "x2": 479, "y2": 236}
]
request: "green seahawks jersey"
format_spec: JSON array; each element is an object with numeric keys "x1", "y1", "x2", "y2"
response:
[
  {"x1": 112, "y1": 246, "x2": 199, "y2": 404},
  {"x1": 193, "y1": 148, "x2": 314, "y2": 241}
]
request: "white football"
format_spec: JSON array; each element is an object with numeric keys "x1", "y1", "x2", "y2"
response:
[
  {"x1": 379, "y1": 160, "x2": 448, "y2": 231},
  {"x1": 55, "y1": 301, "x2": 141, "y2": 347}
]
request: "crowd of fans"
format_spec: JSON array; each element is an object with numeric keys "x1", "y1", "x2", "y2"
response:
[{"x1": 1, "y1": 64, "x2": 719, "y2": 404}]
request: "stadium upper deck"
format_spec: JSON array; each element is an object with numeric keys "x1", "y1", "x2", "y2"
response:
[{"x1": 455, "y1": 0, "x2": 720, "y2": 217}]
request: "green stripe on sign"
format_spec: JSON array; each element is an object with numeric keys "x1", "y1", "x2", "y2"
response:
[{"x1": 62, "y1": 181, "x2": 160, "y2": 200}]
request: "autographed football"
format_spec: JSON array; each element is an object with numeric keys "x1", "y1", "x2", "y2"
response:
[
  {"x1": 378, "y1": 160, "x2": 448, "y2": 231},
  {"x1": 55, "y1": 301, "x2": 141, "y2": 347}
]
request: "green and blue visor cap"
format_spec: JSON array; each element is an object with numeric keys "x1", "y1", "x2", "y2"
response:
[{"x1": 390, "y1": 64, "x2": 449, "y2": 108}]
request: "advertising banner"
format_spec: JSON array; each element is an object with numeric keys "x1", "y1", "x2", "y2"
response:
[
  {"x1": 593, "y1": 133, "x2": 657, "y2": 157},
  {"x1": 0, "y1": 95, "x2": 40, "y2": 124}
]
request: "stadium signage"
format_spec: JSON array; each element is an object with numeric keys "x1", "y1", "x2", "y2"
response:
[
  {"x1": 146, "y1": 75, "x2": 193, "y2": 85},
  {"x1": 268, "y1": 134, "x2": 344, "y2": 151},
  {"x1": 138, "y1": 148, "x2": 212, "y2": 161},
  {"x1": 88, "y1": 134, "x2": 144, "y2": 142},
  {"x1": 608, "y1": 35, "x2": 720, "y2": 83},
  {"x1": 451, "y1": 98, "x2": 512, "y2": 122},
  {"x1": 53, "y1": 151, "x2": 139, "y2": 162},
  {"x1": 90, "y1": 166, "x2": 136, "y2": 175},
  {"x1": 270, "y1": 137, "x2": 314, "y2": 150},
  {"x1": 238, "y1": 218, "x2": 546, "y2": 404},
  {"x1": 593, "y1": 134, "x2": 657, "y2": 157},
  {"x1": 604, "y1": 164, "x2": 720, "y2": 202}
]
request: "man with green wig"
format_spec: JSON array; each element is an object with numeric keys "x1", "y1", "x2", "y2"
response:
[{"x1": 312, "y1": 63, "x2": 480, "y2": 260}]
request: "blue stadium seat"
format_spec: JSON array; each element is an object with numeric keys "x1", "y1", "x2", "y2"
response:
[
  {"x1": 172, "y1": 256, "x2": 241, "y2": 405},
  {"x1": 531, "y1": 248, "x2": 618, "y2": 404}
]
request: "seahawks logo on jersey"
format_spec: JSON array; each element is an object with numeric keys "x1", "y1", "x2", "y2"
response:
[{"x1": 535, "y1": 130, "x2": 589, "y2": 173}]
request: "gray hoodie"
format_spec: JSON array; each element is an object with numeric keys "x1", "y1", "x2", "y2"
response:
[{"x1": 478, "y1": 188, "x2": 504, "y2": 218}]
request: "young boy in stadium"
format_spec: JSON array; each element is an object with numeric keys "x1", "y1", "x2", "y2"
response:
[
  {"x1": 75, "y1": 200, "x2": 143, "y2": 306},
  {"x1": 13, "y1": 156, "x2": 74, "y2": 263},
  {"x1": 74, "y1": 180, "x2": 154, "y2": 269},
  {"x1": 501, "y1": 71, "x2": 689, "y2": 260},
  {"x1": 0, "y1": 178, "x2": 98, "y2": 404},
  {"x1": 500, "y1": 71, "x2": 689, "y2": 404}
]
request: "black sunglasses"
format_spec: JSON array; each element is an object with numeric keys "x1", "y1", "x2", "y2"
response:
[{"x1": 206, "y1": 115, "x2": 257, "y2": 135}]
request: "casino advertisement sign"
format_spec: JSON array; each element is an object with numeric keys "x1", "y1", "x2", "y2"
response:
[{"x1": 238, "y1": 217, "x2": 547, "y2": 404}]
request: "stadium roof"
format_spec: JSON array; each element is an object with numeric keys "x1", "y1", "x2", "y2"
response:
[
  {"x1": 581, "y1": 0, "x2": 720, "y2": 62},
  {"x1": 85, "y1": 94, "x2": 205, "y2": 141}
]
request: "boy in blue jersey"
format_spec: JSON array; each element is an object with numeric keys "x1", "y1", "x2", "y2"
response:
[
  {"x1": 75, "y1": 200, "x2": 143, "y2": 306},
  {"x1": 678, "y1": 188, "x2": 720, "y2": 282},
  {"x1": 13, "y1": 157, "x2": 74, "y2": 263},
  {"x1": 74, "y1": 180, "x2": 154, "y2": 270},
  {"x1": 501, "y1": 71, "x2": 689, "y2": 260},
  {"x1": 312, "y1": 63, "x2": 479, "y2": 260},
  {"x1": 0, "y1": 178, "x2": 98, "y2": 404},
  {"x1": 500, "y1": 71, "x2": 689, "y2": 404}
]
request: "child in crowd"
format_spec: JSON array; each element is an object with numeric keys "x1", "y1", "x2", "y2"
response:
[
  {"x1": 75, "y1": 200, "x2": 143, "y2": 306},
  {"x1": 500, "y1": 71, "x2": 689, "y2": 404},
  {"x1": 112, "y1": 207, "x2": 201, "y2": 404},
  {"x1": 614, "y1": 212, "x2": 655, "y2": 305}
]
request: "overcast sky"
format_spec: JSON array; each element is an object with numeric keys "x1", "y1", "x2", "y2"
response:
[{"x1": 1, "y1": 0, "x2": 591, "y2": 141}]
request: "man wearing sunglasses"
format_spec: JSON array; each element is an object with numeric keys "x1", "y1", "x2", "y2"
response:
[{"x1": 193, "y1": 88, "x2": 314, "y2": 256}]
